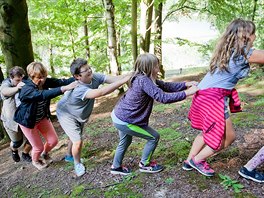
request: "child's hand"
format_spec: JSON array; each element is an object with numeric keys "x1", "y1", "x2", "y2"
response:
[
  {"x1": 16, "y1": 82, "x2": 25, "y2": 89},
  {"x1": 184, "y1": 85, "x2": 199, "y2": 96},
  {"x1": 185, "y1": 81, "x2": 198, "y2": 87},
  {"x1": 61, "y1": 81, "x2": 78, "y2": 93}
]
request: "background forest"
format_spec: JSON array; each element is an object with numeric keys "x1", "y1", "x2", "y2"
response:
[
  {"x1": 0, "y1": 0, "x2": 263, "y2": 79},
  {"x1": 0, "y1": 1, "x2": 264, "y2": 197}
]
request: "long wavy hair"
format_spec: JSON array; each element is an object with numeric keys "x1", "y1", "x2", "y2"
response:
[
  {"x1": 129, "y1": 53, "x2": 159, "y2": 86},
  {"x1": 209, "y1": 18, "x2": 256, "y2": 73}
]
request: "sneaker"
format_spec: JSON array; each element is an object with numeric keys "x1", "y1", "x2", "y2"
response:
[
  {"x1": 189, "y1": 157, "x2": 215, "y2": 177},
  {"x1": 32, "y1": 160, "x2": 48, "y2": 170},
  {"x1": 41, "y1": 153, "x2": 53, "y2": 165},
  {"x1": 139, "y1": 161, "x2": 164, "y2": 173},
  {"x1": 64, "y1": 155, "x2": 84, "y2": 163},
  {"x1": 182, "y1": 160, "x2": 193, "y2": 171},
  {"x1": 65, "y1": 155, "x2": 74, "y2": 162},
  {"x1": 74, "y1": 163, "x2": 86, "y2": 177},
  {"x1": 110, "y1": 165, "x2": 132, "y2": 176},
  {"x1": 11, "y1": 150, "x2": 20, "y2": 162},
  {"x1": 22, "y1": 152, "x2": 32, "y2": 162},
  {"x1": 238, "y1": 167, "x2": 264, "y2": 183}
]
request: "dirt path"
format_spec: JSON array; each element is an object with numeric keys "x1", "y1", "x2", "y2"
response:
[{"x1": 0, "y1": 73, "x2": 264, "y2": 197}]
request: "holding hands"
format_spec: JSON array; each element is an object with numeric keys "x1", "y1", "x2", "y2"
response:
[{"x1": 184, "y1": 81, "x2": 199, "y2": 96}]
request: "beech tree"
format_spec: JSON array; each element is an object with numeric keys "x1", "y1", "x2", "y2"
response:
[{"x1": 0, "y1": 0, "x2": 33, "y2": 74}]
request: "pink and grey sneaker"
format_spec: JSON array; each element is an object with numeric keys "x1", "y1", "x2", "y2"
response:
[
  {"x1": 139, "y1": 160, "x2": 164, "y2": 173},
  {"x1": 189, "y1": 157, "x2": 215, "y2": 177}
]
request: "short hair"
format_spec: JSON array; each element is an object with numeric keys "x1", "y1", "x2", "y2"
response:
[
  {"x1": 27, "y1": 62, "x2": 48, "y2": 78},
  {"x1": 9, "y1": 66, "x2": 25, "y2": 79},
  {"x1": 70, "y1": 58, "x2": 88, "y2": 75}
]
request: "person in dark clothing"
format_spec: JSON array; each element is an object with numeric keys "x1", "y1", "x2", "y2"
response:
[{"x1": 14, "y1": 62, "x2": 77, "y2": 170}]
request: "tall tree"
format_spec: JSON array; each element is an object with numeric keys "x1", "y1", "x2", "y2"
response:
[
  {"x1": 131, "y1": 0, "x2": 138, "y2": 62},
  {"x1": 140, "y1": 0, "x2": 154, "y2": 53},
  {"x1": 103, "y1": 0, "x2": 120, "y2": 75},
  {"x1": 154, "y1": 2, "x2": 164, "y2": 78},
  {"x1": 0, "y1": 0, "x2": 34, "y2": 73}
]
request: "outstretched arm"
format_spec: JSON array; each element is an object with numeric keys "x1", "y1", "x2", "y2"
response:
[
  {"x1": 85, "y1": 75, "x2": 130, "y2": 99},
  {"x1": 248, "y1": 50, "x2": 264, "y2": 65},
  {"x1": 104, "y1": 72, "x2": 133, "y2": 84}
]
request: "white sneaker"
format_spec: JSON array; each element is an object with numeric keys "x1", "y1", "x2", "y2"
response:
[
  {"x1": 74, "y1": 163, "x2": 86, "y2": 177},
  {"x1": 32, "y1": 160, "x2": 48, "y2": 170}
]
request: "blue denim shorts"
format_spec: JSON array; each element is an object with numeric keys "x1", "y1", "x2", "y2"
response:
[{"x1": 224, "y1": 96, "x2": 230, "y2": 119}]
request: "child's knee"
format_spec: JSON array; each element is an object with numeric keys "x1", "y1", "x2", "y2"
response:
[{"x1": 48, "y1": 138, "x2": 58, "y2": 148}]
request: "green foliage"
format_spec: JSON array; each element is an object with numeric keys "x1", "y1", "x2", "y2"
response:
[
  {"x1": 240, "y1": 68, "x2": 264, "y2": 86},
  {"x1": 153, "y1": 103, "x2": 175, "y2": 112},
  {"x1": 11, "y1": 185, "x2": 29, "y2": 197},
  {"x1": 254, "y1": 97, "x2": 264, "y2": 107},
  {"x1": 71, "y1": 185, "x2": 85, "y2": 197},
  {"x1": 165, "y1": 177, "x2": 174, "y2": 184},
  {"x1": 219, "y1": 174, "x2": 244, "y2": 193},
  {"x1": 232, "y1": 112, "x2": 262, "y2": 127},
  {"x1": 158, "y1": 127, "x2": 181, "y2": 141},
  {"x1": 104, "y1": 174, "x2": 143, "y2": 197}
]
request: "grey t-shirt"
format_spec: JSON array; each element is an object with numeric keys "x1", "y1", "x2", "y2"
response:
[
  {"x1": 0, "y1": 78, "x2": 19, "y2": 131},
  {"x1": 198, "y1": 48, "x2": 254, "y2": 90},
  {"x1": 57, "y1": 73, "x2": 105, "y2": 123}
]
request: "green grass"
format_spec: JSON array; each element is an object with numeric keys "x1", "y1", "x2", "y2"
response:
[{"x1": 232, "y1": 112, "x2": 262, "y2": 127}]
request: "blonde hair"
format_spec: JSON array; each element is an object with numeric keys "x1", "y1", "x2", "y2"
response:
[
  {"x1": 209, "y1": 18, "x2": 256, "y2": 73},
  {"x1": 130, "y1": 53, "x2": 159, "y2": 85},
  {"x1": 27, "y1": 62, "x2": 48, "y2": 78}
]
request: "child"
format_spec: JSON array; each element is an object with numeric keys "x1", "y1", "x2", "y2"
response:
[
  {"x1": 238, "y1": 146, "x2": 264, "y2": 183},
  {"x1": 14, "y1": 62, "x2": 77, "y2": 170},
  {"x1": 110, "y1": 53, "x2": 198, "y2": 175},
  {"x1": 0, "y1": 66, "x2": 32, "y2": 162},
  {"x1": 184, "y1": 19, "x2": 264, "y2": 177},
  {"x1": 56, "y1": 58, "x2": 131, "y2": 177}
]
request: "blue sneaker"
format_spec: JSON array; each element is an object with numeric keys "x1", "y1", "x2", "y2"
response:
[
  {"x1": 65, "y1": 155, "x2": 74, "y2": 162},
  {"x1": 65, "y1": 155, "x2": 84, "y2": 163},
  {"x1": 139, "y1": 161, "x2": 164, "y2": 173},
  {"x1": 238, "y1": 167, "x2": 264, "y2": 183},
  {"x1": 182, "y1": 160, "x2": 193, "y2": 171},
  {"x1": 74, "y1": 163, "x2": 86, "y2": 177}
]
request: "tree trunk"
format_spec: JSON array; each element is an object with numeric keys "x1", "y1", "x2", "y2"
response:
[
  {"x1": 0, "y1": 0, "x2": 34, "y2": 74},
  {"x1": 49, "y1": 44, "x2": 55, "y2": 75},
  {"x1": 131, "y1": 0, "x2": 138, "y2": 62},
  {"x1": 140, "y1": 0, "x2": 153, "y2": 53},
  {"x1": 154, "y1": 3, "x2": 165, "y2": 79},
  {"x1": 83, "y1": 18, "x2": 90, "y2": 61},
  {"x1": 103, "y1": 0, "x2": 120, "y2": 76}
]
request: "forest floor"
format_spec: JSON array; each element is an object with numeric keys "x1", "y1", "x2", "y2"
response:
[{"x1": 0, "y1": 71, "x2": 264, "y2": 198}]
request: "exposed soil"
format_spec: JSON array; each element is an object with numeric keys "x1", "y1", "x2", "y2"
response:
[{"x1": 0, "y1": 73, "x2": 263, "y2": 198}]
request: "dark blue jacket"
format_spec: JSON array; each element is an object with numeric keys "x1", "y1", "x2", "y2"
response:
[{"x1": 14, "y1": 77, "x2": 75, "y2": 128}]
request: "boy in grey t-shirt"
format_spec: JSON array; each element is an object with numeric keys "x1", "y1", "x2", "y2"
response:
[{"x1": 56, "y1": 58, "x2": 131, "y2": 177}]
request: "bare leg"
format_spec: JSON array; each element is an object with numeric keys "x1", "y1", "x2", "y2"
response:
[
  {"x1": 187, "y1": 133, "x2": 205, "y2": 161},
  {"x1": 72, "y1": 140, "x2": 82, "y2": 164},
  {"x1": 221, "y1": 117, "x2": 236, "y2": 148},
  {"x1": 67, "y1": 139, "x2": 73, "y2": 156},
  {"x1": 23, "y1": 143, "x2": 32, "y2": 154},
  {"x1": 193, "y1": 118, "x2": 235, "y2": 161}
]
